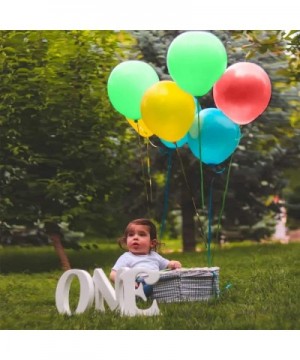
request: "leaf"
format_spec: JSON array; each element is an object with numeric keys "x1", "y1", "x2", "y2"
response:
[{"x1": 245, "y1": 50, "x2": 255, "y2": 60}]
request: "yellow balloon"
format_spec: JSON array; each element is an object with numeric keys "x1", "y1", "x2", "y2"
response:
[
  {"x1": 127, "y1": 118, "x2": 154, "y2": 138},
  {"x1": 141, "y1": 80, "x2": 195, "y2": 142}
]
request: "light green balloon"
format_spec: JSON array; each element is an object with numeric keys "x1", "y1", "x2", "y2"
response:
[
  {"x1": 107, "y1": 60, "x2": 159, "y2": 120},
  {"x1": 167, "y1": 31, "x2": 227, "y2": 96}
]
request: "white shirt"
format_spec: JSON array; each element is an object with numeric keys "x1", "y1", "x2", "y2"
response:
[{"x1": 112, "y1": 251, "x2": 169, "y2": 271}]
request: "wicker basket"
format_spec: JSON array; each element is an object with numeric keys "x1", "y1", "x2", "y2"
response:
[{"x1": 150, "y1": 267, "x2": 220, "y2": 303}]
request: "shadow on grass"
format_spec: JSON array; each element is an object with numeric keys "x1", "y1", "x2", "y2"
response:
[{"x1": 0, "y1": 246, "x2": 123, "y2": 274}]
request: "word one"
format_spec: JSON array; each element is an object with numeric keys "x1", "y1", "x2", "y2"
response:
[{"x1": 55, "y1": 267, "x2": 160, "y2": 317}]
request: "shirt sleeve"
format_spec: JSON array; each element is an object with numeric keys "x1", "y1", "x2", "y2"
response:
[
  {"x1": 155, "y1": 252, "x2": 170, "y2": 270},
  {"x1": 111, "y1": 253, "x2": 130, "y2": 271}
]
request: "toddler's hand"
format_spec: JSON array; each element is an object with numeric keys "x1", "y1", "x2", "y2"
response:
[{"x1": 168, "y1": 260, "x2": 182, "y2": 269}]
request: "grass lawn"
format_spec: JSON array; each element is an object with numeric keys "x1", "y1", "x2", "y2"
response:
[{"x1": 0, "y1": 240, "x2": 299, "y2": 330}]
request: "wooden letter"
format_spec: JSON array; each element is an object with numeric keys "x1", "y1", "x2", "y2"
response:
[
  {"x1": 116, "y1": 267, "x2": 160, "y2": 316},
  {"x1": 55, "y1": 269, "x2": 94, "y2": 315},
  {"x1": 93, "y1": 268, "x2": 118, "y2": 311}
]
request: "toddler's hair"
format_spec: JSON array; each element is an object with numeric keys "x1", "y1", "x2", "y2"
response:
[{"x1": 118, "y1": 218, "x2": 162, "y2": 251}]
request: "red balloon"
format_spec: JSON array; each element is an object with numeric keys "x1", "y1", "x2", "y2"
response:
[{"x1": 213, "y1": 62, "x2": 272, "y2": 125}]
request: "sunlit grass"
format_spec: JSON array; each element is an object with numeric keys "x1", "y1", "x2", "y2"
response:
[{"x1": 0, "y1": 241, "x2": 299, "y2": 329}]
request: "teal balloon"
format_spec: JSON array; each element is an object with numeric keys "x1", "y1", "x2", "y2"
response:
[
  {"x1": 188, "y1": 108, "x2": 241, "y2": 165},
  {"x1": 107, "y1": 60, "x2": 159, "y2": 120},
  {"x1": 167, "y1": 31, "x2": 227, "y2": 96},
  {"x1": 160, "y1": 134, "x2": 188, "y2": 149}
]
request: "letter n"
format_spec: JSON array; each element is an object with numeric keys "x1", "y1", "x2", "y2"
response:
[{"x1": 93, "y1": 268, "x2": 118, "y2": 311}]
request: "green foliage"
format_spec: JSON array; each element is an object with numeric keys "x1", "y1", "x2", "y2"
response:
[
  {"x1": 0, "y1": 242, "x2": 299, "y2": 329},
  {"x1": 283, "y1": 168, "x2": 300, "y2": 228},
  {"x1": 0, "y1": 30, "x2": 137, "y2": 235},
  {"x1": 1, "y1": 30, "x2": 299, "y2": 245},
  {"x1": 231, "y1": 30, "x2": 300, "y2": 85}
]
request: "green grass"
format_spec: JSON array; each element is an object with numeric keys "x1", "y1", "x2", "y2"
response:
[{"x1": 0, "y1": 241, "x2": 299, "y2": 329}]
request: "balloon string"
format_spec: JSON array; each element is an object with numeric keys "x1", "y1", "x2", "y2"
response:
[
  {"x1": 207, "y1": 176, "x2": 215, "y2": 267},
  {"x1": 196, "y1": 99, "x2": 205, "y2": 209},
  {"x1": 175, "y1": 145, "x2": 207, "y2": 243},
  {"x1": 159, "y1": 148, "x2": 173, "y2": 239},
  {"x1": 136, "y1": 121, "x2": 150, "y2": 215},
  {"x1": 145, "y1": 138, "x2": 153, "y2": 203},
  {"x1": 215, "y1": 154, "x2": 233, "y2": 243},
  {"x1": 148, "y1": 138, "x2": 158, "y2": 148}
]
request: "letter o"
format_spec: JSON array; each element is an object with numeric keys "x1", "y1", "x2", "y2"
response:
[{"x1": 55, "y1": 269, "x2": 95, "y2": 315}]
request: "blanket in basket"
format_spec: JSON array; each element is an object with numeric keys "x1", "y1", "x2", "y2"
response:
[{"x1": 150, "y1": 267, "x2": 220, "y2": 303}]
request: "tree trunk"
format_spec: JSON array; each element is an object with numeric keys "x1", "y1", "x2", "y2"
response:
[
  {"x1": 181, "y1": 186, "x2": 196, "y2": 252},
  {"x1": 50, "y1": 233, "x2": 71, "y2": 271},
  {"x1": 44, "y1": 222, "x2": 71, "y2": 271}
]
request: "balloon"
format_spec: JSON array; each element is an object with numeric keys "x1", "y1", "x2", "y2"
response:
[
  {"x1": 141, "y1": 80, "x2": 195, "y2": 142},
  {"x1": 107, "y1": 60, "x2": 159, "y2": 120},
  {"x1": 160, "y1": 134, "x2": 188, "y2": 149},
  {"x1": 213, "y1": 62, "x2": 272, "y2": 125},
  {"x1": 188, "y1": 108, "x2": 241, "y2": 165},
  {"x1": 167, "y1": 31, "x2": 227, "y2": 96},
  {"x1": 127, "y1": 119, "x2": 154, "y2": 138},
  {"x1": 188, "y1": 114, "x2": 201, "y2": 139}
]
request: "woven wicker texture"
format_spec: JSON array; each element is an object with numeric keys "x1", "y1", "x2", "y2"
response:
[{"x1": 150, "y1": 267, "x2": 220, "y2": 303}]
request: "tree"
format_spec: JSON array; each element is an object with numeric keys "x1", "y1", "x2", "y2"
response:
[{"x1": 0, "y1": 30, "x2": 136, "y2": 269}]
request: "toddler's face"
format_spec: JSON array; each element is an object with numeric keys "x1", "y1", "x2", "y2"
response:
[{"x1": 126, "y1": 224, "x2": 156, "y2": 255}]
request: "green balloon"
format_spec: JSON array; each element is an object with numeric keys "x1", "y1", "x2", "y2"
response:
[
  {"x1": 167, "y1": 31, "x2": 227, "y2": 96},
  {"x1": 107, "y1": 60, "x2": 159, "y2": 120}
]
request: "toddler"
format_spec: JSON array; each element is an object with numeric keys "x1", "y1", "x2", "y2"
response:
[{"x1": 110, "y1": 218, "x2": 182, "y2": 296}]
